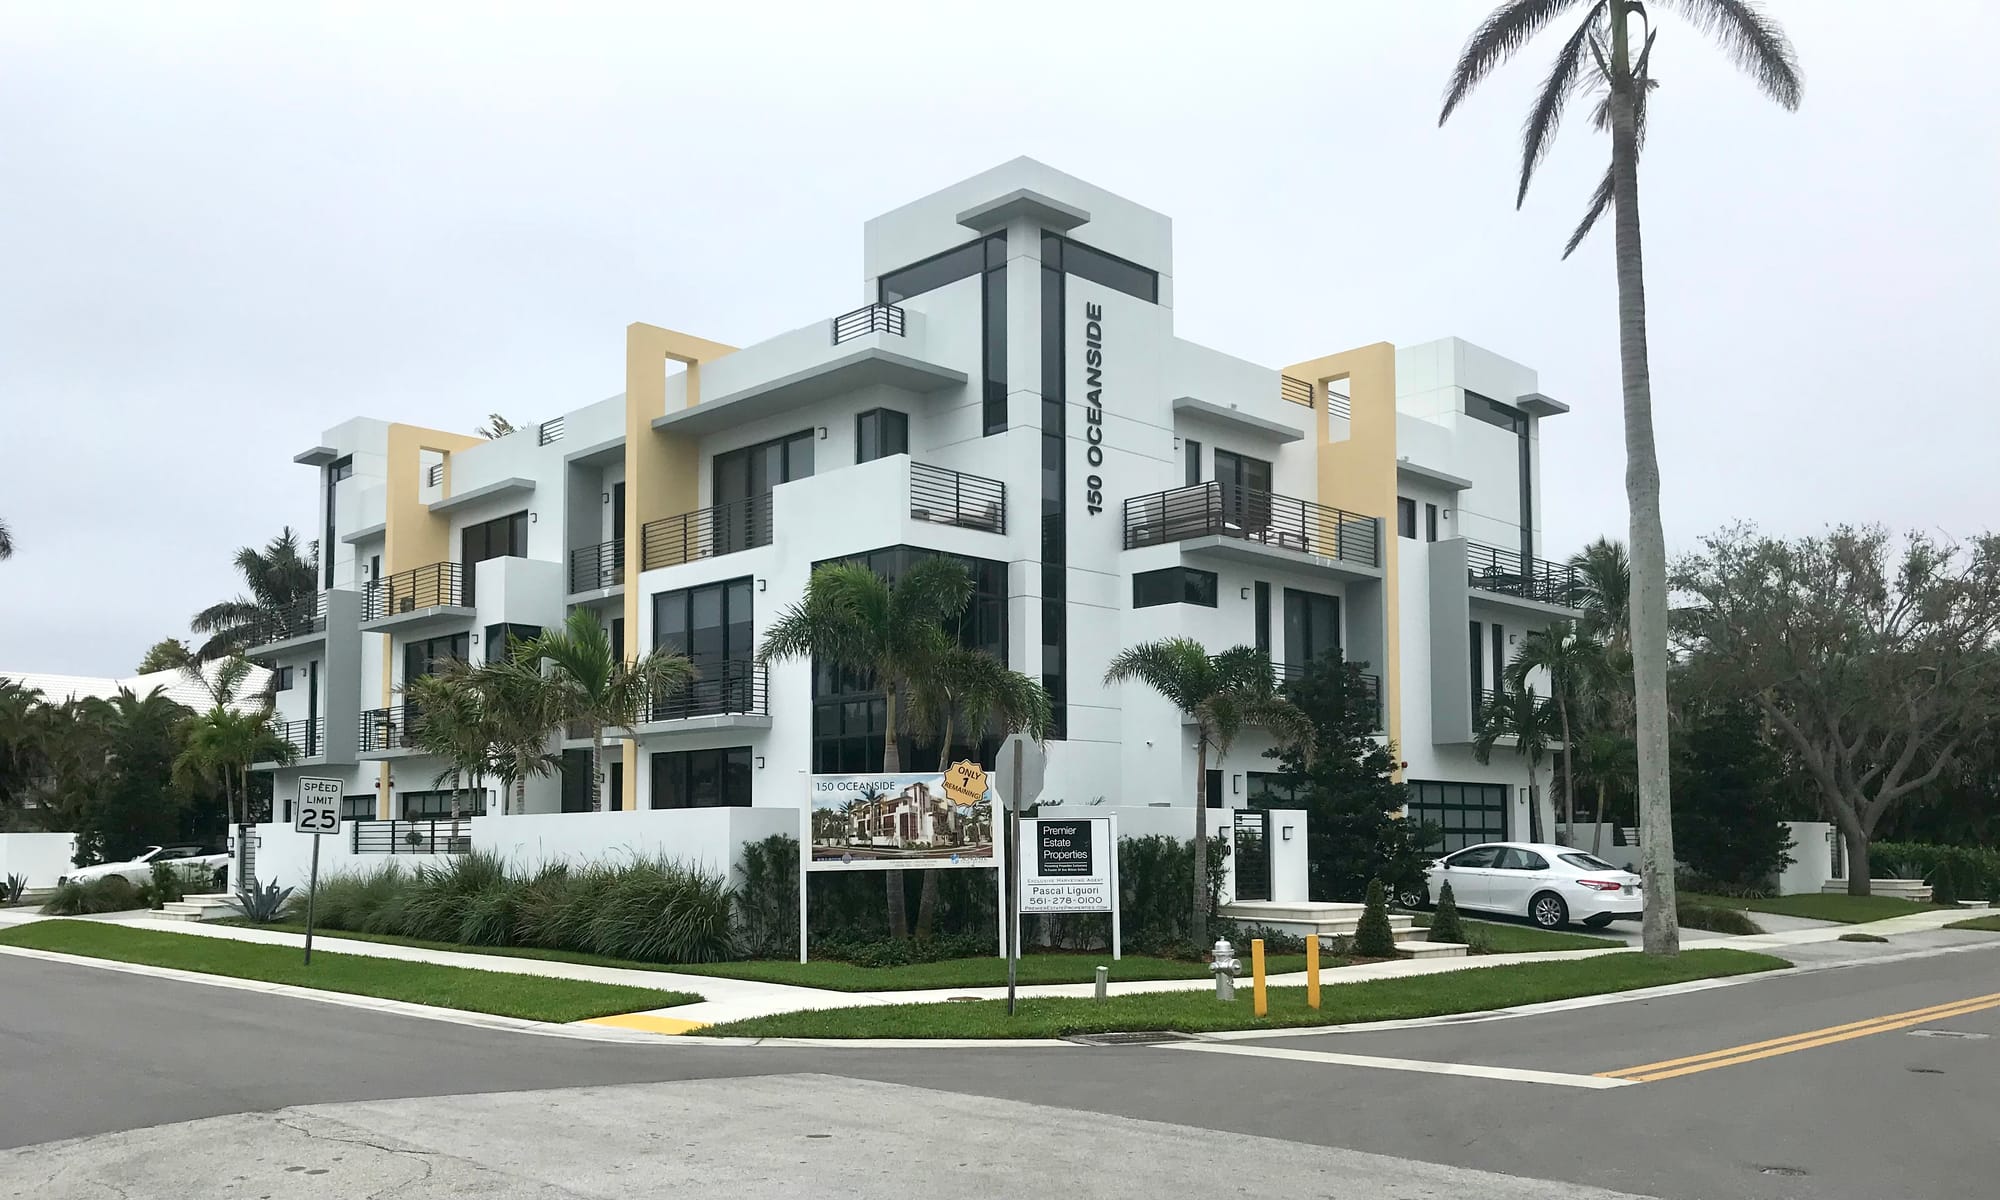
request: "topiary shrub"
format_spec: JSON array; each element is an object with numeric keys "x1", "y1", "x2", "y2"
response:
[
  {"x1": 734, "y1": 834, "x2": 799, "y2": 959},
  {"x1": 1354, "y1": 878, "x2": 1398, "y2": 958},
  {"x1": 1428, "y1": 881, "x2": 1466, "y2": 944}
]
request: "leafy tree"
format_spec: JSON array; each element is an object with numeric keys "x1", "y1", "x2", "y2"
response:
[
  {"x1": 1572, "y1": 728, "x2": 1636, "y2": 855},
  {"x1": 0, "y1": 680, "x2": 46, "y2": 821},
  {"x1": 175, "y1": 703, "x2": 291, "y2": 830},
  {"x1": 1671, "y1": 700, "x2": 1792, "y2": 887},
  {"x1": 90, "y1": 688, "x2": 202, "y2": 862},
  {"x1": 762, "y1": 556, "x2": 973, "y2": 939},
  {"x1": 1429, "y1": 881, "x2": 1467, "y2": 945},
  {"x1": 1504, "y1": 623, "x2": 1605, "y2": 844},
  {"x1": 478, "y1": 414, "x2": 518, "y2": 439},
  {"x1": 464, "y1": 642, "x2": 564, "y2": 816},
  {"x1": 137, "y1": 638, "x2": 195, "y2": 674},
  {"x1": 189, "y1": 528, "x2": 319, "y2": 660},
  {"x1": 1675, "y1": 526, "x2": 2000, "y2": 893},
  {"x1": 1103, "y1": 639, "x2": 1313, "y2": 947},
  {"x1": 1473, "y1": 687, "x2": 1564, "y2": 844},
  {"x1": 405, "y1": 668, "x2": 491, "y2": 820},
  {"x1": 532, "y1": 609, "x2": 693, "y2": 812},
  {"x1": 1260, "y1": 650, "x2": 1430, "y2": 903},
  {"x1": 1354, "y1": 878, "x2": 1397, "y2": 958},
  {"x1": 0, "y1": 516, "x2": 13, "y2": 559},
  {"x1": 1440, "y1": 0, "x2": 1802, "y2": 955}
]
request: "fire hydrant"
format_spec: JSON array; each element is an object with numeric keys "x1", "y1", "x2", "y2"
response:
[{"x1": 1211, "y1": 938, "x2": 1240, "y2": 1001}]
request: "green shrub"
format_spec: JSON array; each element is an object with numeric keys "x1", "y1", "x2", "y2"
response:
[
  {"x1": 1678, "y1": 902, "x2": 1763, "y2": 936},
  {"x1": 1428, "y1": 881, "x2": 1466, "y2": 944},
  {"x1": 1230, "y1": 924, "x2": 1308, "y2": 955},
  {"x1": 1354, "y1": 879, "x2": 1398, "y2": 958},
  {"x1": 1875, "y1": 843, "x2": 2000, "y2": 902},
  {"x1": 735, "y1": 834, "x2": 799, "y2": 959},
  {"x1": 232, "y1": 879, "x2": 294, "y2": 923},
  {"x1": 3, "y1": 873, "x2": 25, "y2": 905},
  {"x1": 584, "y1": 859, "x2": 735, "y2": 963},
  {"x1": 812, "y1": 931, "x2": 991, "y2": 968},
  {"x1": 41, "y1": 875, "x2": 147, "y2": 916},
  {"x1": 148, "y1": 862, "x2": 192, "y2": 908}
]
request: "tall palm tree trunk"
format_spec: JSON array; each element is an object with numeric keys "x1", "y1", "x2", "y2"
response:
[
  {"x1": 1610, "y1": 5, "x2": 1678, "y2": 956},
  {"x1": 914, "y1": 708, "x2": 955, "y2": 939},
  {"x1": 1556, "y1": 698, "x2": 1575, "y2": 845},
  {"x1": 1592, "y1": 779, "x2": 1608, "y2": 854},
  {"x1": 1191, "y1": 736, "x2": 1210, "y2": 949},
  {"x1": 882, "y1": 688, "x2": 908, "y2": 940},
  {"x1": 591, "y1": 725, "x2": 606, "y2": 813}
]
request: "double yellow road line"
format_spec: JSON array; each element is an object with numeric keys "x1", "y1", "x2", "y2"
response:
[{"x1": 1601, "y1": 991, "x2": 2000, "y2": 1083}]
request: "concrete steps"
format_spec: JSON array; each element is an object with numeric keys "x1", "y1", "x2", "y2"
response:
[
  {"x1": 158, "y1": 893, "x2": 237, "y2": 923},
  {"x1": 1395, "y1": 939, "x2": 1468, "y2": 959},
  {"x1": 1824, "y1": 879, "x2": 1933, "y2": 903}
]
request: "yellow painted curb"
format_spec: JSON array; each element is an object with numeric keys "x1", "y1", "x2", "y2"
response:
[{"x1": 579, "y1": 1012, "x2": 709, "y2": 1036}]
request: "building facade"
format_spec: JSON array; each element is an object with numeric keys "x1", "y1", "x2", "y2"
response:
[{"x1": 249, "y1": 158, "x2": 1577, "y2": 861}]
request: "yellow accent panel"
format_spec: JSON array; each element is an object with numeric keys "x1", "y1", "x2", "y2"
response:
[
  {"x1": 1284, "y1": 344, "x2": 1401, "y2": 768},
  {"x1": 580, "y1": 1012, "x2": 710, "y2": 1036},
  {"x1": 620, "y1": 324, "x2": 736, "y2": 810}
]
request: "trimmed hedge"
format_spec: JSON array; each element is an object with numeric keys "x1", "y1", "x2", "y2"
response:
[{"x1": 1873, "y1": 843, "x2": 2000, "y2": 903}]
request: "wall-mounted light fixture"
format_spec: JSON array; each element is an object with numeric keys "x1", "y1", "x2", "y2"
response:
[
  {"x1": 529, "y1": 512, "x2": 538, "y2": 523},
  {"x1": 757, "y1": 578, "x2": 767, "y2": 593},
  {"x1": 1281, "y1": 825, "x2": 1294, "y2": 841},
  {"x1": 602, "y1": 492, "x2": 610, "y2": 504},
  {"x1": 755, "y1": 756, "x2": 766, "y2": 769},
  {"x1": 1240, "y1": 586, "x2": 1251, "y2": 600},
  {"x1": 817, "y1": 426, "x2": 828, "y2": 440},
  {"x1": 469, "y1": 631, "x2": 481, "y2": 645},
  {"x1": 1232, "y1": 774, "x2": 1242, "y2": 794},
  {"x1": 1509, "y1": 633, "x2": 1518, "y2": 645}
]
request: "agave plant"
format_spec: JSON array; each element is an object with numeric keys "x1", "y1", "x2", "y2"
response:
[
  {"x1": 3, "y1": 873, "x2": 25, "y2": 905},
  {"x1": 232, "y1": 878, "x2": 295, "y2": 923}
]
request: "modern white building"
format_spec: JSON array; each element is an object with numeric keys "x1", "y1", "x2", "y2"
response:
[{"x1": 246, "y1": 158, "x2": 1577, "y2": 882}]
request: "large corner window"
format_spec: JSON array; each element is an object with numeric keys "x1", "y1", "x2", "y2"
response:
[
  {"x1": 484, "y1": 623, "x2": 541, "y2": 665},
  {"x1": 653, "y1": 577, "x2": 755, "y2": 717},
  {"x1": 1040, "y1": 234, "x2": 1159, "y2": 303},
  {"x1": 1465, "y1": 390, "x2": 1534, "y2": 563},
  {"x1": 404, "y1": 632, "x2": 469, "y2": 687},
  {"x1": 1132, "y1": 566, "x2": 1218, "y2": 609},
  {"x1": 879, "y1": 234, "x2": 1009, "y2": 436},
  {"x1": 855, "y1": 409, "x2": 909, "y2": 464},
  {"x1": 460, "y1": 510, "x2": 528, "y2": 606},
  {"x1": 651, "y1": 747, "x2": 753, "y2": 809},
  {"x1": 323, "y1": 456, "x2": 352, "y2": 589}
]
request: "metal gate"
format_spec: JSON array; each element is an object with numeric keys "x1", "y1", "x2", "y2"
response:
[
  {"x1": 1232, "y1": 810, "x2": 1272, "y2": 902},
  {"x1": 233, "y1": 823, "x2": 259, "y2": 890}
]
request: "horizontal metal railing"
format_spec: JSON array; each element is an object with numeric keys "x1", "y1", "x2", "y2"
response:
[
  {"x1": 1268, "y1": 661, "x2": 1383, "y2": 730},
  {"x1": 648, "y1": 659, "x2": 768, "y2": 722},
  {"x1": 252, "y1": 593, "x2": 328, "y2": 644},
  {"x1": 569, "y1": 540, "x2": 625, "y2": 593},
  {"x1": 538, "y1": 416, "x2": 565, "y2": 446},
  {"x1": 1325, "y1": 391, "x2": 1353, "y2": 420},
  {"x1": 425, "y1": 462, "x2": 444, "y2": 487},
  {"x1": 909, "y1": 462, "x2": 1005, "y2": 534},
  {"x1": 1279, "y1": 375, "x2": 1313, "y2": 407},
  {"x1": 350, "y1": 818, "x2": 472, "y2": 854},
  {"x1": 358, "y1": 705, "x2": 419, "y2": 753},
  {"x1": 832, "y1": 303, "x2": 906, "y2": 343},
  {"x1": 640, "y1": 493, "x2": 773, "y2": 571},
  {"x1": 1122, "y1": 481, "x2": 1381, "y2": 567},
  {"x1": 269, "y1": 717, "x2": 324, "y2": 760},
  {"x1": 363, "y1": 561, "x2": 464, "y2": 621},
  {"x1": 1465, "y1": 541, "x2": 1583, "y2": 607}
]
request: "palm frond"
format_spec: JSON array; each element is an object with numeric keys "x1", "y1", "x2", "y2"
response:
[
  {"x1": 1655, "y1": 0, "x2": 1801, "y2": 109},
  {"x1": 1103, "y1": 638, "x2": 1213, "y2": 715},
  {"x1": 1517, "y1": 0, "x2": 1608, "y2": 207},
  {"x1": 1440, "y1": 0, "x2": 1589, "y2": 125}
]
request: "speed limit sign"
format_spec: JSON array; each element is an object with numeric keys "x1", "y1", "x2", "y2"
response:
[{"x1": 295, "y1": 777, "x2": 343, "y2": 834}]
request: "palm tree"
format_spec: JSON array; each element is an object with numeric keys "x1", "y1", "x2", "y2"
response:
[
  {"x1": 1440, "y1": 0, "x2": 1800, "y2": 955},
  {"x1": 175, "y1": 701, "x2": 291, "y2": 828},
  {"x1": 0, "y1": 516, "x2": 13, "y2": 560},
  {"x1": 404, "y1": 668, "x2": 489, "y2": 820},
  {"x1": 1103, "y1": 640, "x2": 1314, "y2": 947},
  {"x1": 1503, "y1": 623, "x2": 1605, "y2": 844},
  {"x1": 1473, "y1": 686, "x2": 1565, "y2": 845},
  {"x1": 531, "y1": 609, "x2": 694, "y2": 813},
  {"x1": 1570, "y1": 538, "x2": 1632, "y2": 652},
  {"x1": 466, "y1": 643, "x2": 563, "y2": 816},
  {"x1": 1572, "y1": 728, "x2": 1637, "y2": 855},
  {"x1": 761, "y1": 556, "x2": 974, "y2": 939},
  {"x1": 190, "y1": 528, "x2": 320, "y2": 660},
  {"x1": 909, "y1": 646, "x2": 1052, "y2": 938}
]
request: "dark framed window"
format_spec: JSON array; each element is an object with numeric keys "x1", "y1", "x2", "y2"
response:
[
  {"x1": 1425, "y1": 503, "x2": 1439, "y2": 542},
  {"x1": 460, "y1": 510, "x2": 528, "y2": 605},
  {"x1": 1464, "y1": 391, "x2": 1527, "y2": 433},
  {"x1": 399, "y1": 789, "x2": 488, "y2": 819},
  {"x1": 340, "y1": 795, "x2": 375, "y2": 821},
  {"x1": 368, "y1": 554, "x2": 381, "y2": 583},
  {"x1": 1408, "y1": 780, "x2": 1511, "y2": 853},
  {"x1": 404, "y1": 632, "x2": 469, "y2": 686},
  {"x1": 856, "y1": 409, "x2": 909, "y2": 464},
  {"x1": 612, "y1": 617, "x2": 625, "y2": 663},
  {"x1": 1470, "y1": 621, "x2": 1484, "y2": 694},
  {"x1": 1492, "y1": 621, "x2": 1506, "y2": 700},
  {"x1": 1041, "y1": 233, "x2": 1159, "y2": 303},
  {"x1": 1283, "y1": 589, "x2": 1340, "y2": 672},
  {"x1": 1214, "y1": 449, "x2": 1273, "y2": 494},
  {"x1": 1184, "y1": 439, "x2": 1202, "y2": 487},
  {"x1": 878, "y1": 234, "x2": 1009, "y2": 435},
  {"x1": 653, "y1": 577, "x2": 755, "y2": 716},
  {"x1": 271, "y1": 666, "x2": 294, "y2": 691},
  {"x1": 1205, "y1": 768, "x2": 1224, "y2": 809},
  {"x1": 324, "y1": 456, "x2": 352, "y2": 588},
  {"x1": 484, "y1": 623, "x2": 541, "y2": 664},
  {"x1": 878, "y1": 239, "x2": 985, "y2": 304},
  {"x1": 651, "y1": 747, "x2": 753, "y2": 809},
  {"x1": 1396, "y1": 497, "x2": 1417, "y2": 540},
  {"x1": 1132, "y1": 566, "x2": 1218, "y2": 609},
  {"x1": 1245, "y1": 771, "x2": 1299, "y2": 805},
  {"x1": 559, "y1": 749, "x2": 593, "y2": 813},
  {"x1": 1254, "y1": 580, "x2": 1271, "y2": 656},
  {"x1": 715, "y1": 430, "x2": 813, "y2": 504}
]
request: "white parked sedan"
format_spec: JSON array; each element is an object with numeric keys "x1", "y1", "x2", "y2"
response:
[
  {"x1": 1422, "y1": 842, "x2": 1644, "y2": 930},
  {"x1": 60, "y1": 844, "x2": 228, "y2": 889}
]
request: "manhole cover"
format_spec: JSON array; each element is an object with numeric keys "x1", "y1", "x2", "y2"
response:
[
  {"x1": 1063, "y1": 1031, "x2": 1196, "y2": 1047},
  {"x1": 1757, "y1": 1166, "x2": 1810, "y2": 1178},
  {"x1": 1908, "y1": 1030, "x2": 1989, "y2": 1040}
]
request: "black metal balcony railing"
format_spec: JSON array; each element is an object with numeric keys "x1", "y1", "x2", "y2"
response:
[
  {"x1": 1280, "y1": 375, "x2": 1313, "y2": 407},
  {"x1": 538, "y1": 416, "x2": 565, "y2": 446},
  {"x1": 1269, "y1": 661, "x2": 1384, "y2": 730},
  {"x1": 832, "y1": 303, "x2": 906, "y2": 344},
  {"x1": 1466, "y1": 541, "x2": 1584, "y2": 607},
  {"x1": 351, "y1": 819, "x2": 472, "y2": 855},
  {"x1": 910, "y1": 462, "x2": 1005, "y2": 534},
  {"x1": 641, "y1": 493, "x2": 773, "y2": 571},
  {"x1": 649, "y1": 660, "x2": 769, "y2": 723},
  {"x1": 1325, "y1": 390, "x2": 1353, "y2": 420},
  {"x1": 252, "y1": 593, "x2": 328, "y2": 645},
  {"x1": 1474, "y1": 686, "x2": 1556, "y2": 722},
  {"x1": 1122, "y1": 481, "x2": 1381, "y2": 568},
  {"x1": 569, "y1": 540, "x2": 625, "y2": 593},
  {"x1": 358, "y1": 705, "x2": 419, "y2": 753},
  {"x1": 269, "y1": 717, "x2": 324, "y2": 760},
  {"x1": 363, "y1": 562, "x2": 464, "y2": 621}
]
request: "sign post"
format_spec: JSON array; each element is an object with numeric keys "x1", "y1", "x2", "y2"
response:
[
  {"x1": 294, "y1": 777, "x2": 342, "y2": 966},
  {"x1": 994, "y1": 734, "x2": 1047, "y2": 1017}
]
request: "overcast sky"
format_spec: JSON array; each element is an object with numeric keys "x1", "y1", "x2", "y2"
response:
[{"x1": 3, "y1": 1, "x2": 1995, "y2": 677}]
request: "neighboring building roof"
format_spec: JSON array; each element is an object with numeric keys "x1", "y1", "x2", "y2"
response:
[{"x1": 1, "y1": 661, "x2": 273, "y2": 713}]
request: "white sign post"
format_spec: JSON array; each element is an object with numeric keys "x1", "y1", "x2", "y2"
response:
[
  {"x1": 294, "y1": 777, "x2": 342, "y2": 966},
  {"x1": 1020, "y1": 814, "x2": 1120, "y2": 960}
]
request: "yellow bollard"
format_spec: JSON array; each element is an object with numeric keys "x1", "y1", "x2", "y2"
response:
[
  {"x1": 1251, "y1": 938, "x2": 1267, "y2": 1017},
  {"x1": 1306, "y1": 935, "x2": 1320, "y2": 1010}
]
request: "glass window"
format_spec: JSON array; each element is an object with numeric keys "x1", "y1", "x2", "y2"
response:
[
  {"x1": 1397, "y1": 497, "x2": 1417, "y2": 539},
  {"x1": 272, "y1": 666, "x2": 294, "y2": 691},
  {"x1": 1445, "y1": 846, "x2": 1500, "y2": 869},
  {"x1": 1185, "y1": 439, "x2": 1202, "y2": 487},
  {"x1": 404, "y1": 633, "x2": 469, "y2": 685},
  {"x1": 1133, "y1": 567, "x2": 1218, "y2": 609},
  {"x1": 1214, "y1": 449, "x2": 1273, "y2": 494},
  {"x1": 856, "y1": 409, "x2": 909, "y2": 464},
  {"x1": 340, "y1": 795, "x2": 375, "y2": 821},
  {"x1": 1410, "y1": 781, "x2": 1510, "y2": 853},
  {"x1": 1560, "y1": 853, "x2": 1619, "y2": 872},
  {"x1": 1254, "y1": 580, "x2": 1271, "y2": 656},
  {"x1": 1056, "y1": 237, "x2": 1159, "y2": 303},
  {"x1": 484, "y1": 623, "x2": 540, "y2": 664},
  {"x1": 650, "y1": 747, "x2": 753, "y2": 809},
  {"x1": 1464, "y1": 390, "x2": 1527, "y2": 434},
  {"x1": 714, "y1": 431, "x2": 813, "y2": 505},
  {"x1": 399, "y1": 789, "x2": 487, "y2": 819},
  {"x1": 1245, "y1": 771, "x2": 1297, "y2": 805},
  {"x1": 878, "y1": 239, "x2": 985, "y2": 305},
  {"x1": 983, "y1": 261, "x2": 1007, "y2": 435},
  {"x1": 1282, "y1": 589, "x2": 1339, "y2": 672},
  {"x1": 1426, "y1": 503, "x2": 1439, "y2": 542}
]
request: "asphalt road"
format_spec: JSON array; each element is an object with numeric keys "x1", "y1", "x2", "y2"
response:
[{"x1": 4, "y1": 935, "x2": 1999, "y2": 1199}]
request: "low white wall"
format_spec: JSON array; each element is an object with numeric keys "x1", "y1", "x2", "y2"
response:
[
  {"x1": 475, "y1": 808, "x2": 798, "y2": 887},
  {"x1": 249, "y1": 823, "x2": 457, "y2": 891},
  {"x1": 0, "y1": 832, "x2": 79, "y2": 888},
  {"x1": 1775, "y1": 821, "x2": 1835, "y2": 896}
]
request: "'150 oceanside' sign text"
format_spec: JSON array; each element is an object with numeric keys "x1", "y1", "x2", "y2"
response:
[{"x1": 1083, "y1": 301, "x2": 1105, "y2": 515}]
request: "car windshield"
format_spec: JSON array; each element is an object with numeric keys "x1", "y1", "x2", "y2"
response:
[{"x1": 1559, "y1": 852, "x2": 1621, "y2": 872}]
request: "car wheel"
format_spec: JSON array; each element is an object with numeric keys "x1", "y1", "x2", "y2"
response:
[
  {"x1": 1531, "y1": 892, "x2": 1569, "y2": 930},
  {"x1": 1396, "y1": 885, "x2": 1429, "y2": 911},
  {"x1": 1582, "y1": 914, "x2": 1613, "y2": 930}
]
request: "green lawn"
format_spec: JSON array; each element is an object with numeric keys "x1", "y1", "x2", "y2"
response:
[
  {"x1": 1413, "y1": 915, "x2": 1622, "y2": 953},
  {"x1": 695, "y1": 948, "x2": 1788, "y2": 1039},
  {"x1": 1681, "y1": 893, "x2": 1934, "y2": 924},
  {"x1": 0, "y1": 921, "x2": 694, "y2": 1023},
  {"x1": 1947, "y1": 914, "x2": 2000, "y2": 932}
]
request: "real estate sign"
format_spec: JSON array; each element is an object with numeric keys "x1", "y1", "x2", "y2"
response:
[
  {"x1": 807, "y1": 772, "x2": 995, "y2": 871},
  {"x1": 1019, "y1": 816, "x2": 1115, "y2": 914}
]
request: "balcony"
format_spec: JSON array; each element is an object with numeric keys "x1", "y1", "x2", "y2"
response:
[
  {"x1": 259, "y1": 717, "x2": 327, "y2": 765},
  {"x1": 568, "y1": 539, "x2": 625, "y2": 597},
  {"x1": 350, "y1": 818, "x2": 472, "y2": 855},
  {"x1": 1465, "y1": 541, "x2": 1584, "y2": 610},
  {"x1": 361, "y1": 562, "x2": 470, "y2": 632},
  {"x1": 910, "y1": 462, "x2": 1005, "y2": 534},
  {"x1": 358, "y1": 705, "x2": 424, "y2": 757},
  {"x1": 1123, "y1": 481, "x2": 1382, "y2": 575},
  {"x1": 641, "y1": 494, "x2": 772, "y2": 572},
  {"x1": 634, "y1": 660, "x2": 772, "y2": 735},
  {"x1": 1270, "y1": 662, "x2": 1384, "y2": 732},
  {"x1": 244, "y1": 593, "x2": 330, "y2": 656}
]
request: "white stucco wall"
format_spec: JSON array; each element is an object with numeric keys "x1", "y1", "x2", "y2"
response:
[{"x1": 0, "y1": 832, "x2": 79, "y2": 888}]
